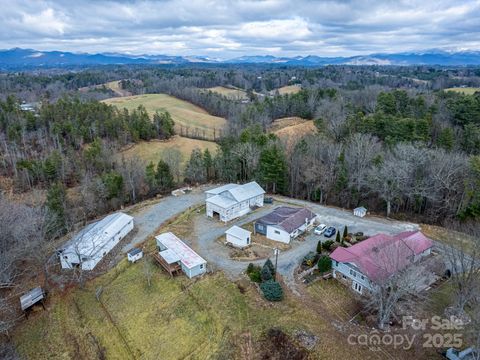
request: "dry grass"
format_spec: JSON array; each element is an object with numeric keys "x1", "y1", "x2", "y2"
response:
[
  {"x1": 104, "y1": 80, "x2": 131, "y2": 97},
  {"x1": 272, "y1": 85, "x2": 302, "y2": 95},
  {"x1": 103, "y1": 93, "x2": 227, "y2": 138},
  {"x1": 421, "y1": 224, "x2": 477, "y2": 254},
  {"x1": 118, "y1": 135, "x2": 218, "y2": 171},
  {"x1": 444, "y1": 87, "x2": 480, "y2": 95},
  {"x1": 269, "y1": 117, "x2": 317, "y2": 152},
  {"x1": 206, "y1": 86, "x2": 248, "y2": 100}
]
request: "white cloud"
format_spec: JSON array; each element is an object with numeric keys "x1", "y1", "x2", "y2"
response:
[{"x1": 0, "y1": 0, "x2": 479, "y2": 57}]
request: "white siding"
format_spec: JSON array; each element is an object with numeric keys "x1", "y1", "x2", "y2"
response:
[
  {"x1": 265, "y1": 226, "x2": 291, "y2": 243},
  {"x1": 226, "y1": 233, "x2": 250, "y2": 248},
  {"x1": 183, "y1": 263, "x2": 206, "y2": 278},
  {"x1": 332, "y1": 261, "x2": 373, "y2": 293}
]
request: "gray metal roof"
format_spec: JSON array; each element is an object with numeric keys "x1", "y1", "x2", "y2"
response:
[
  {"x1": 227, "y1": 181, "x2": 265, "y2": 202},
  {"x1": 20, "y1": 287, "x2": 44, "y2": 311},
  {"x1": 205, "y1": 182, "x2": 265, "y2": 209},
  {"x1": 205, "y1": 184, "x2": 238, "y2": 195},
  {"x1": 256, "y1": 206, "x2": 317, "y2": 234},
  {"x1": 128, "y1": 248, "x2": 142, "y2": 256},
  {"x1": 225, "y1": 225, "x2": 251, "y2": 239}
]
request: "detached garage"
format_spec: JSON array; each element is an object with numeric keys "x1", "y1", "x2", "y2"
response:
[
  {"x1": 58, "y1": 212, "x2": 134, "y2": 271},
  {"x1": 225, "y1": 226, "x2": 251, "y2": 248}
]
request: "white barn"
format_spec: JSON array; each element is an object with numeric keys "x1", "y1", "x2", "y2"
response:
[
  {"x1": 254, "y1": 207, "x2": 317, "y2": 244},
  {"x1": 155, "y1": 232, "x2": 207, "y2": 278},
  {"x1": 205, "y1": 182, "x2": 265, "y2": 222},
  {"x1": 225, "y1": 226, "x2": 251, "y2": 248},
  {"x1": 58, "y1": 212, "x2": 134, "y2": 271}
]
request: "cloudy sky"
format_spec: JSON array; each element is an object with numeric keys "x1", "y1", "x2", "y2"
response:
[{"x1": 1, "y1": 0, "x2": 480, "y2": 58}]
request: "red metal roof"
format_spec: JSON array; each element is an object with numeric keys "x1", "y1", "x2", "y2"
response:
[{"x1": 330, "y1": 231, "x2": 433, "y2": 283}]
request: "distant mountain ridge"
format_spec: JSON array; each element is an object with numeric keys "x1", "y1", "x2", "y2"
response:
[{"x1": 1, "y1": 48, "x2": 480, "y2": 68}]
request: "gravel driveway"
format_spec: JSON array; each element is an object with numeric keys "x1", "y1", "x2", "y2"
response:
[{"x1": 122, "y1": 189, "x2": 420, "y2": 292}]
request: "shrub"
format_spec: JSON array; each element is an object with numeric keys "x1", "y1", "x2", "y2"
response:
[
  {"x1": 246, "y1": 263, "x2": 262, "y2": 283},
  {"x1": 343, "y1": 226, "x2": 348, "y2": 239},
  {"x1": 318, "y1": 255, "x2": 332, "y2": 273},
  {"x1": 264, "y1": 258, "x2": 275, "y2": 276},
  {"x1": 302, "y1": 251, "x2": 317, "y2": 267},
  {"x1": 316, "y1": 240, "x2": 322, "y2": 253},
  {"x1": 322, "y1": 240, "x2": 334, "y2": 251},
  {"x1": 261, "y1": 264, "x2": 273, "y2": 281},
  {"x1": 336, "y1": 231, "x2": 341, "y2": 243},
  {"x1": 260, "y1": 280, "x2": 284, "y2": 301}
]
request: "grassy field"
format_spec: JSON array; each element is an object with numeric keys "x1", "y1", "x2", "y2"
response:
[
  {"x1": 118, "y1": 136, "x2": 218, "y2": 171},
  {"x1": 269, "y1": 117, "x2": 316, "y2": 151},
  {"x1": 103, "y1": 94, "x2": 227, "y2": 139},
  {"x1": 444, "y1": 87, "x2": 480, "y2": 95},
  {"x1": 206, "y1": 86, "x2": 248, "y2": 100},
  {"x1": 272, "y1": 85, "x2": 302, "y2": 95}
]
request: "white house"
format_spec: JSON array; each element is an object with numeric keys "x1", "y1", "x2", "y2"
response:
[
  {"x1": 205, "y1": 182, "x2": 265, "y2": 222},
  {"x1": 353, "y1": 206, "x2": 367, "y2": 217},
  {"x1": 330, "y1": 231, "x2": 433, "y2": 295},
  {"x1": 225, "y1": 226, "x2": 251, "y2": 248},
  {"x1": 155, "y1": 232, "x2": 207, "y2": 278},
  {"x1": 254, "y1": 206, "x2": 317, "y2": 244},
  {"x1": 58, "y1": 212, "x2": 134, "y2": 271}
]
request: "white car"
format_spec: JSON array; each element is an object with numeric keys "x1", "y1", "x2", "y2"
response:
[{"x1": 314, "y1": 224, "x2": 327, "y2": 235}]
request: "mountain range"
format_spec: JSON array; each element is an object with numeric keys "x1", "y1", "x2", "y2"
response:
[{"x1": 1, "y1": 48, "x2": 480, "y2": 69}]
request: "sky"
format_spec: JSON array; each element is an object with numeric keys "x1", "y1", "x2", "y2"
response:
[{"x1": 1, "y1": 0, "x2": 480, "y2": 58}]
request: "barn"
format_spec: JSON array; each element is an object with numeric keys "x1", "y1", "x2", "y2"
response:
[
  {"x1": 353, "y1": 206, "x2": 367, "y2": 217},
  {"x1": 155, "y1": 232, "x2": 207, "y2": 278},
  {"x1": 205, "y1": 182, "x2": 265, "y2": 222},
  {"x1": 254, "y1": 206, "x2": 317, "y2": 244},
  {"x1": 225, "y1": 225, "x2": 251, "y2": 248},
  {"x1": 58, "y1": 212, "x2": 134, "y2": 271}
]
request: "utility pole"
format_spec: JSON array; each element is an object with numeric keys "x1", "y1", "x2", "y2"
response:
[{"x1": 273, "y1": 248, "x2": 280, "y2": 281}]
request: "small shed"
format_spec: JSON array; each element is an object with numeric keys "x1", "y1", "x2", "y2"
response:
[
  {"x1": 353, "y1": 207, "x2": 367, "y2": 218},
  {"x1": 20, "y1": 287, "x2": 45, "y2": 316},
  {"x1": 225, "y1": 226, "x2": 251, "y2": 248},
  {"x1": 127, "y1": 248, "x2": 143, "y2": 263}
]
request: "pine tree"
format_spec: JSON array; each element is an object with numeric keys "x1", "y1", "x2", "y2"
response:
[
  {"x1": 46, "y1": 182, "x2": 67, "y2": 236},
  {"x1": 317, "y1": 255, "x2": 332, "y2": 274},
  {"x1": 336, "y1": 231, "x2": 341, "y2": 244},
  {"x1": 343, "y1": 226, "x2": 348, "y2": 240},
  {"x1": 258, "y1": 144, "x2": 287, "y2": 194},
  {"x1": 156, "y1": 160, "x2": 174, "y2": 191},
  {"x1": 316, "y1": 240, "x2": 322, "y2": 254},
  {"x1": 264, "y1": 258, "x2": 275, "y2": 276},
  {"x1": 261, "y1": 264, "x2": 273, "y2": 282},
  {"x1": 203, "y1": 148, "x2": 214, "y2": 181},
  {"x1": 145, "y1": 162, "x2": 157, "y2": 194},
  {"x1": 437, "y1": 127, "x2": 455, "y2": 151},
  {"x1": 185, "y1": 148, "x2": 207, "y2": 183}
]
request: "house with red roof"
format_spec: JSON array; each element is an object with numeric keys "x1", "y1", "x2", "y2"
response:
[{"x1": 330, "y1": 231, "x2": 433, "y2": 295}]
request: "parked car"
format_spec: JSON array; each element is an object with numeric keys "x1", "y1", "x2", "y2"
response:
[
  {"x1": 264, "y1": 197, "x2": 274, "y2": 204},
  {"x1": 314, "y1": 224, "x2": 327, "y2": 235},
  {"x1": 324, "y1": 227, "x2": 336, "y2": 238}
]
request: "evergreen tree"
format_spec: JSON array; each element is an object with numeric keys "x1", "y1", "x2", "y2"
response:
[
  {"x1": 258, "y1": 144, "x2": 287, "y2": 194},
  {"x1": 185, "y1": 148, "x2": 207, "y2": 183},
  {"x1": 437, "y1": 127, "x2": 455, "y2": 151},
  {"x1": 317, "y1": 255, "x2": 332, "y2": 274},
  {"x1": 46, "y1": 182, "x2": 67, "y2": 236},
  {"x1": 343, "y1": 226, "x2": 348, "y2": 239},
  {"x1": 261, "y1": 264, "x2": 273, "y2": 282},
  {"x1": 260, "y1": 280, "x2": 283, "y2": 301},
  {"x1": 153, "y1": 111, "x2": 175, "y2": 139},
  {"x1": 102, "y1": 171, "x2": 124, "y2": 200},
  {"x1": 264, "y1": 258, "x2": 275, "y2": 276},
  {"x1": 316, "y1": 240, "x2": 322, "y2": 254},
  {"x1": 156, "y1": 160, "x2": 174, "y2": 192},
  {"x1": 145, "y1": 162, "x2": 157, "y2": 193},
  {"x1": 203, "y1": 148, "x2": 214, "y2": 181},
  {"x1": 336, "y1": 231, "x2": 341, "y2": 244},
  {"x1": 43, "y1": 150, "x2": 62, "y2": 183}
]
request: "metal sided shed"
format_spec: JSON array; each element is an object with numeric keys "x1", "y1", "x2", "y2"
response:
[
  {"x1": 20, "y1": 287, "x2": 45, "y2": 316},
  {"x1": 127, "y1": 248, "x2": 143, "y2": 263},
  {"x1": 155, "y1": 232, "x2": 207, "y2": 278},
  {"x1": 225, "y1": 226, "x2": 251, "y2": 248},
  {"x1": 353, "y1": 207, "x2": 367, "y2": 218}
]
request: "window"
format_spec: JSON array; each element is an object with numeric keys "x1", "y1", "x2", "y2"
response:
[
  {"x1": 342, "y1": 274, "x2": 347, "y2": 280},
  {"x1": 353, "y1": 282, "x2": 363, "y2": 293},
  {"x1": 361, "y1": 275, "x2": 365, "y2": 280},
  {"x1": 334, "y1": 261, "x2": 339, "y2": 267},
  {"x1": 200, "y1": 264, "x2": 204, "y2": 269},
  {"x1": 247, "y1": 237, "x2": 250, "y2": 244},
  {"x1": 274, "y1": 230, "x2": 281, "y2": 235},
  {"x1": 349, "y1": 269, "x2": 357, "y2": 277}
]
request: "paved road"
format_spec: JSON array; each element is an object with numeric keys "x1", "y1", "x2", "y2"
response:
[{"x1": 123, "y1": 189, "x2": 420, "y2": 292}]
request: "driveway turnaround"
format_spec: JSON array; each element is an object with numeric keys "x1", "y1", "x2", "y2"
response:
[{"x1": 123, "y1": 189, "x2": 420, "y2": 292}]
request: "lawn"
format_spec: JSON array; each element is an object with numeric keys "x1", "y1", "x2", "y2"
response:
[
  {"x1": 118, "y1": 135, "x2": 218, "y2": 172},
  {"x1": 444, "y1": 87, "x2": 480, "y2": 95},
  {"x1": 271, "y1": 85, "x2": 302, "y2": 96},
  {"x1": 103, "y1": 94, "x2": 227, "y2": 139},
  {"x1": 269, "y1": 117, "x2": 317, "y2": 151}
]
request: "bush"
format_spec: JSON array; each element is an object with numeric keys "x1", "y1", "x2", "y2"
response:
[
  {"x1": 261, "y1": 264, "x2": 273, "y2": 281},
  {"x1": 322, "y1": 240, "x2": 334, "y2": 251},
  {"x1": 302, "y1": 251, "x2": 317, "y2": 267},
  {"x1": 318, "y1": 255, "x2": 332, "y2": 273},
  {"x1": 246, "y1": 263, "x2": 262, "y2": 283},
  {"x1": 336, "y1": 231, "x2": 341, "y2": 243},
  {"x1": 260, "y1": 280, "x2": 284, "y2": 301},
  {"x1": 343, "y1": 226, "x2": 348, "y2": 239}
]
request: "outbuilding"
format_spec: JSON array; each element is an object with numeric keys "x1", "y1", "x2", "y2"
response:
[
  {"x1": 155, "y1": 232, "x2": 207, "y2": 278},
  {"x1": 353, "y1": 206, "x2": 367, "y2": 218},
  {"x1": 58, "y1": 212, "x2": 134, "y2": 271},
  {"x1": 20, "y1": 287, "x2": 45, "y2": 317},
  {"x1": 127, "y1": 248, "x2": 143, "y2": 263},
  {"x1": 225, "y1": 226, "x2": 251, "y2": 248},
  {"x1": 205, "y1": 182, "x2": 265, "y2": 222}
]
